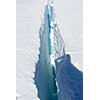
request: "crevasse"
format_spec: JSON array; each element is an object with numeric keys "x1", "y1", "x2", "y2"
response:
[{"x1": 34, "y1": 1, "x2": 83, "y2": 100}]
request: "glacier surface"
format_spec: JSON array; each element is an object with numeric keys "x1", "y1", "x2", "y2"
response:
[{"x1": 34, "y1": 1, "x2": 83, "y2": 100}]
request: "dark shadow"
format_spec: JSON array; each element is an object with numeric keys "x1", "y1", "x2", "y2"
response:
[{"x1": 55, "y1": 54, "x2": 83, "y2": 100}]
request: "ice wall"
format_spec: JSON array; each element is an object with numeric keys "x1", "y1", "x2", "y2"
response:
[{"x1": 34, "y1": 2, "x2": 58, "y2": 100}]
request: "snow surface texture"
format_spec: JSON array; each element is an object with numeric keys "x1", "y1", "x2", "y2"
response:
[{"x1": 16, "y1": 0, "x2": 82, "y2": 100}]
